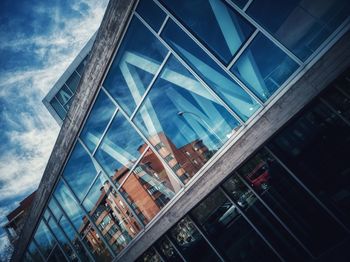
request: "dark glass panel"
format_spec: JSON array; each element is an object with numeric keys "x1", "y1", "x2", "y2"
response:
[
  {"x1": 103, "y1": 17, "x2": 168, "y2": 115},
  {"x1": 50, "y1": 98, "x2": 66, "y2": 120},
  {"x1": 133, "y1": 56, "x2": 239, "y2": 184},
  {"x1": 47, "y1": 246, "x2": 67, "y2": 262},
  {"x1": 237, "y1": 148, "x2": 347, "y2": 256},
  {"x1": 76, "y1": 55, "x2": 89, "y2": 76},
  {"x1": 56, "y1": 85, "x2": 73, "y2": 107},
  {"x1": 80, "y1": 90, "x2": 116, "y2": 152},
  {"x1": 136, "y1": 247, "x2": 162, "y2": 262},
  {"x1": 161, "y1": 20, "x2": 260, "y2": 121},
  {"x1": 161, "y1": 0, "x2": 255, "y2": 64},
  {"x1": 136, "y1": 0, "x2": 167, "y2": 32},
  {"x1": 155, "y1": 235, "x2": 183, "y2": 261},
  {"x1": 230, "y1": 0, "x2": 248, "y2": 8},
  {"x1": 28, "y1": 241, "x2": 43, "y2": 262},
  {"x1": 190, "y1": 189, "x2": 279, "y2": 262},
  {"x1": 168, "y1": 216, "x2": 221, "y2": 262},
  {"x1": 231, "y1": 33, "x2": 298, "y2": 102},
  {"x1": 247, "y1": 0, "x2": 350, "y2": 61},
  {"x1": 66, "y1": 71, "x2": 81, "y2": 92},
  {"x1": 34, "y1": 221, "x2": 56, "y2": 258},
  {"x1": 321, "y1": 86, "x2": 350, "y2": 122}
]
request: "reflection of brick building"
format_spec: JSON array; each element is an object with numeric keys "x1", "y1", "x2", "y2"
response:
[{"x1": 3, "y1": 191, "x2": 36, "y2": 245}]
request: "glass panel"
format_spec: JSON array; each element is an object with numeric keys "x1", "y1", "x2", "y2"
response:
[
  {"x1": 82, "y1": 173, "x2": 142, "y2": 253},
  {"x1": 167, "y1": 216, "x2": 220, "y2": 261},
  {"x1": 155, "y1": 236, "x2": 183, "y2": 261},
  {"x1": 80, "y1": 90, "x2": 116, "y2": 152},
  {"x1": 47, "y1": 246, "x2": 67, "y2": 262},
  {"x1": 50, "y1": 98, "x2": 66, "y2": 120},
  {"x1": 267, "y1": 98, "x2": 350, "y2": 225},
  {"x1": 95, "y1": 112, "x2": 144, "y2": 179},
  {"x1": 103, "y1": 17, "x2": 168, "y2": 115},
  {"x1": 247, "y1": 0, "x2": 350, "y2": 61},
  {"x1": 56, "y1": 85, "x2": 73, "y2": 106},
  {"x1": 161, "y1": 0, "x2": 255, "y2": 64},
  {"x1": 34, "y1": 221, "x2": 56, "y2": 258},
  {"x1": 28, "y1": 241, "x2": 43, "y2": 262},
  {"x1": 47, "y1": 218, "x2": 79, "y2": 262},
  {"x1": 162, "y1": 20, "x2": 260, "y2": 121},
  {"x1": 230, "y1": 0, "x2": 248, "y2": 8},
  {"x1": 66, "y1": 71, "x2": 81, "y2": 92},
  {"x1": 48, "y1": 198, "x2": 63, "y2": 222},
  {"x1": 322, "y1": 87, "x2": 350, "y2": 121},
  {"x1": 190, "y1": 189, "x2": 279, "y2": 262},
  {"x1": 76, "y1": 55, "x2": 89, "y2": 76},
  {"x1": 237, "y1": 148, "x2": 347, "y2": 256},
  {"x1": 222, "y1": 176, "x2": 310, "y2": 260},
  {"x1": 137, "y1": 0, "x2": 167, "y2": 32},
  {"x1": 133, "y1": 55, "x2": 240, "y2": 183},
  {"x1": 82, "y1": 229, "x2": 112, "y2": 261},
  {"x1": 231, "y1": 33, "x2": 298, "y2": 102},
  {"x1": 62, "y1": 141, "x2": 99, "y2": 201},
  {"x1": 119, "y1": 148, "x2": 180, "y2": 224},
  {"x1": 136, "y1": 247, "x2": 162, "y2": 262},
  {"x1": 24, "y1": 252, "x2": 34, "y2": 262}
]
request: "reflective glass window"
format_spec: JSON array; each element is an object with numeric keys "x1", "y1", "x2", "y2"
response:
[
  {"x1": 190, "y1": 189, "x2": 279, "y2": 262},
  {"x1": 76, "y1": 55, "x2": 88, "y2": 76},
  {"x1": 321, "y1": 87, "x2": 350, "y2": 121},
  {"x1": 56, "y1": 85, "x2": 73, "y2": 106},
  {"x1": 80, "y1": 90, "x2": 116, "y2": 152},
  {"x1": 47, "y1": 246, "x2": 67, "y2": 262},
  {"x1": 81, "y1": 228, "x2": 112, "y2": 261},
  {"x1": 120, "y1": 148, "x2": 180, "y2": 224},
  {"x1": 50, "y1": 98, "x2": 66, "y2": 120},
  {"x1": 48, "y1": 198, "x2": 63, "y2": 222},
  {"x1": 28, "y1": 241, "x2": 43, "y2": 261},
  {"x1": 34, "y1": 220, "x2": 56, "y2": 258},
  {"x1": 62, "y1": 141, "x2": 99, "y2": 201},
  {"x1": 82, "y1": 173, "x2": 142, "y2": 253},
  {"x1": 136, "y1": 0, "x2": 167, "y2": 32},
  {"x1": 167, "y1": 216, "x2": 220, "y2": 261},
  {"x1": 103, "y1": 17, "x2": 168, "y2": 115},
  {"x1": 267, "y1": 98, "x2": 350, "y2": 228},
  {"x1": 237, "y1": 148, "x2": 347, "y2": 256},
  {"x1": 231, "y1": 33, "x2": 298, "y2": 102},
  {"x1": 24, "y1": 252, "x2": 34, "y2": 262},
  {"x1": 136, "y1": 247, "x2": 162, "y2": 262},
  {"x1": 95, "y1": 112, "x2": 144, "y2": 179},
  {"x1": 161, "y1": 0, "x2": 255, "y2": 64},
  {"x1": 230, "y1": 0, "x2": 248, "y2": 8},
  {"x1": 162, "y1": 20, "x2": 260, "y2": 121},
  {"x1": 247, "y1": 0, "x2": 350, "y2": 61},
  {"x1": 155, "y1": 235, "x2": 183, "y2": 261},
  {"x1": 66, "y1": 71, "x2": 81, "y2": 92},
  {"x1": 133, "y1": 55, "x2": 239, "y2": 183}
]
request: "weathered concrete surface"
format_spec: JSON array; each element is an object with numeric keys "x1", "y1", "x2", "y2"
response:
[
  {"x1": 11, "y1": 0, "x2": 137, "y2": 261},
  {"x1": 115, "y1": 31, "x2": 350, "y2": 262}
]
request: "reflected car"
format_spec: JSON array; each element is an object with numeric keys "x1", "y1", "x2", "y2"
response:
[{"x1": 245, "y1": 162, "x2": 270, "y2": 191}]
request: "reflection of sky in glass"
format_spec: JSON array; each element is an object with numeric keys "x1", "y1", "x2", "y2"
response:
[
  {"x1": 80, "y1": 90, "x2": 116, "y2": 152},
  {"x1": 82, "y1": 174, "x2": 107, "y2": 212},
  {"x1": 231, "y1": 33, "x2": 298, "y2": 102},
  {"x1": 54, "y1": 180, "x2": 86, "y2": 231},
  {"x1": 137, "y1": 0, "x2": 166, "y2": 32},
  {"x1": 59, "y1": 216, "x2": 77, "y2": 241},
  {"x1": 34, "y1": 220, "x2": 56, "y2": 257},
  {"x1": 161, "y1": 0, "x2": 254, "y2": 64},
  {"x1": 95, "y1": 112, "x2": 144, "y2": 178},
  {"x1": 62, "y1": 141, "x2": 99, "y2": 201},
  {"x1": 103, "y1": 17, "x2": 168, "y2": 115},
  {"x1": 47, "y1": 218, "x2": 70, "y2": 248},
  {"x1": 48, "y1": 198, "x2": 62, "y2": 221},
  {"x1": 133, "y1": 55, "x2": 239, "y2": 149},
  {"x1": 162, "y1": 20, "x2": 260, "y2": 121}
]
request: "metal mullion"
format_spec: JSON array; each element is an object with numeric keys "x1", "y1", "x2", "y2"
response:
[
  {"x1": 153, "y1": 246, "x2": 166, "y2": 262},
  {"x1": 264, "y1": 146, "x2": 350, "y2": 233},
  {"x1": 134, "y1": 12, "x2": 246, "y2": 124},
  {"x1": 77, "y1": 137, "x2": 147, "y2": 229},
  {"x1": 151, "y1": 0, "x2": 266, "y2": 107},
  {"x1": 319, "y1": 97, "x2": 350, "y2": 127},
  {"x1": 130, "y1": 51, "x2": 172, "y2": 121},
  {"x1": 75, "y1": 69, "x2": 82, "y2": 78},
  {"x1": 222, "y1": 0, "x2": 303, "y2": 66},
  {"x1": 80, "y1": 170, "x2": 102, "y2": 205},
  {"x1": 45, "y1": 243, "x2": 58, "y2": 262},
  {"x1": 33, "y1": 238, "x2": 47, "y2": 262},
  {"x1": 60, "y1": 177, "x2": 117, "y2": 257},
  {"x1": 243, "y1": 0, "x2": 254, "y2": 11},
  {"x1": 218, "y1": 186, "x2": 285, "y2": 261},
  {"x1": 46, "y1": 207, "x2": 83, "y2": 262},
  {"x1": 54, "y1": 96, "x2": 68, "y2": 113},
  {"x1": 165, "y1": 235, "x2": 187, "y2": 262},
  {"x1": 101, "y1": 85, "x2": 186, "y2": 189},
  {"x1": 91, "y1": 107, "x2": 119, "y2": 156},
  {"x1": 64, "y1": 83, "x2": 74, "y2": 96},
  {"x1": 42, "y1": 218, "x2": 73, "y2": 262},
  {"x1": 52, "y1": 195, "x2": 97, "y2": 261},
  {"x1": 335, "y1": 85, "x2": 350, "y2": 99},
  {"x1": 226, "y1": 29, "x2": 259, "y2": 70},
  {"x1": 186, "y1": 215, "x2": 225, "y2": 262},
  {"x1": 157, "y1": 15, "x2": 169, "y2": 35},
  {"x1": 235, "y1": 172, "x2": 315, "y2": 258}
]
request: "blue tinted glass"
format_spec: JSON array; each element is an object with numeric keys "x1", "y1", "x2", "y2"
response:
[
  {"x1": 80, "y1": 90, "x2": 116, "y2": 152},
  {"x1": 95, "y1": 112, "x2": 144, "y2": 178},
  {"x1": 162, "y1": 20, "x2": 260, "y2": 121},
  {"x1": 231, "y1": 33, "x2": 298, "y2": 101},
  {"x1": 34, "y1": 221, "x2": 56, "y2": 257},
  {"x1": 62, "y1": 141, "x2": 99, "y2": 201},
  {"x1": 133, "y1": 56, "x2": 240, "y2": 182},
  {"x1": 66, "y1": 71, "x2": 80, "y2": 92},
  {"x1": 48, "y1": 198, "x2": 62, "y2": 221},
  {"x1": 82, "y1": 173, "x2": 107, "y2": 212},
  {"x1": 56, "y1": 85, "x2": 73, "y2": 106},
  {"x1": 50, "y1": 98, "x2": 66, "y2": 120},
  {"x1": 136, "y1": 0, "x2": 167, "y2": 32},
  {"x1": 230, "y1": 0, "x2": 248, "y2": 8},
  {"x1": 103, "y1": 17, "x2": 168, "y2": 115},
  {"x1": 247, "y1": 0, "x2": 350, "y2": 61},
  {"x1": 28, "y1": 242, "x2": 43, "y2": 262},
  {"x1": 161, "y1": 0, "x2": 254, "y2": 64},
  {"x1": 54, "y1": 180, "x2": 86, "y2": 230}
]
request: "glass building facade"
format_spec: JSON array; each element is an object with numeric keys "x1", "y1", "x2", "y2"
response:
[{"x1": 22, "y1": 0, "x2": 350, "y2": 261}]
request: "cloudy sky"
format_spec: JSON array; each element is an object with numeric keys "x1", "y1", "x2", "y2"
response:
[{"x1": 0, "y1": 0, "x2": 109, "y2": 259}]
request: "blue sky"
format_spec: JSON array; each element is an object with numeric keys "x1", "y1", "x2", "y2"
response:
[{"x1": 0, "y1": 0, "x2": 108, "y2": 259}]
